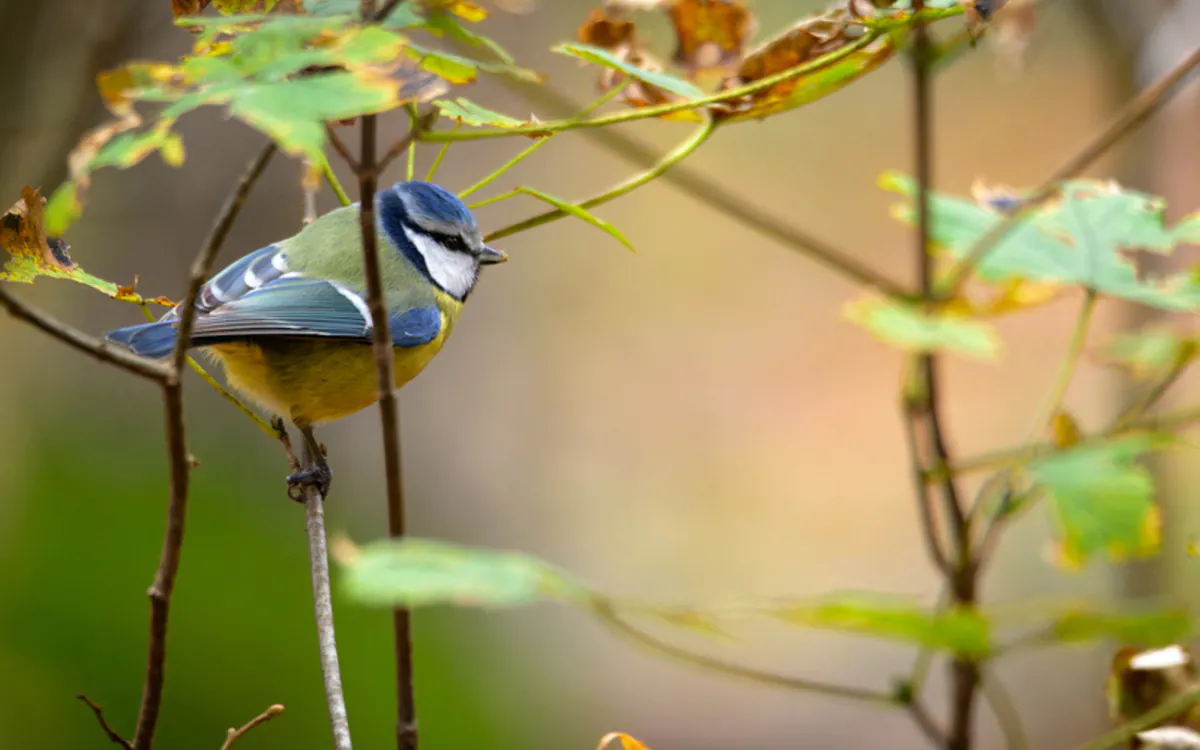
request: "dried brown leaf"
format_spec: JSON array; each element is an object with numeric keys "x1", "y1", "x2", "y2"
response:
[
  {"x1": 666, "y1": 0, "x2": 756, "y2": 78},
  {"x1": 1, "y1": 188, "x2": 71, "y2": 273},
  {"x1": 578, "y1": 8, "x2": 637, "y2": 50}
]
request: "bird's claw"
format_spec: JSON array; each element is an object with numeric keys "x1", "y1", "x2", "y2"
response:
[{"x1": 286, "y1": 463, "x2": 333, "y2": 502}]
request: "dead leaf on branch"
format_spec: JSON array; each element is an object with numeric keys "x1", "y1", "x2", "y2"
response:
[
  {"x1": 172, "y1": 0, "x2": 305, "y2": 18},
  {"x1": 666, "y1": 0, "x2": 756, "y2": 80},
  {"x1": 1, "y1": 189, "x2": 172, "y2": 305}
]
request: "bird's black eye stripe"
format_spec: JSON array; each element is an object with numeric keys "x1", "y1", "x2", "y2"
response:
[{"x1": 428, "y1": 231, "x2": 471, "y2": 254}]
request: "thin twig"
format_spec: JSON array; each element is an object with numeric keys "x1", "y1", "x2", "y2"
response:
[
  {"x1": 980, "y1": 670, "x2": 1029, "y2": 750},
  {"x1": 326, "y1": 124, "x2": 359, "y2": 172},
  {"x1": 593, "y1": 603, "x2": 898, "y2": 705},
  {"x1": 909, "y1": 698, "x2": 949, "y2": 749},
  {"x1": 379, "y1": 109, "x2": 438, "y2": 175},
  {"x1": 1111, "y1": 345, "x2": 1196, "y2": 431},
  {"x1": 357, "y1": 2, "x2": 418, "y2": 744},
  {"x1": 909, "y1": 4, "x2": 975, "y2": 750},
  {"x1": 220, "y1": 704, "x2": 285, "y2": 750},
  {"x1": 1071, "y1": 689, "x2": 1200, "y2": 750},
  {"x1": 0, "y1": 289, "x2": 170, "y2": 381},
  {"x1": 77, "y1": 694, "x2": 134, "y2": 750},
  {"x1": 304, "y1": 468, "x2": 353, "y2": 750},
  {"x1": 373, "y1": 0, "x2": 405, "y2": 22},
  {"x1": 483, "y1": 58, "x2": 913, "y2": 298},
  {"x1": 1027, "y1": 290, "x2": 1098, "y2": 441},
  {"x1": 902, "y1": 391, "x2": 953, "y2": 576},
  {"x1": 132, "y1": 141, "x2": 276, "y2": 750},
  {"x1": 939, "y1": 45, "x2": 1200, "y2": 297}
]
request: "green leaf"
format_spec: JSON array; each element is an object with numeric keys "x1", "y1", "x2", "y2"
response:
[
  {"x1": 1098, "y1": 327, "x2": 1196, "y2": 381},
  {"x1": 883, "y1": 174, "x2": 1200, "y2": 311},
  {"x1": 514, "y1": 187, "x2": 635, "y2": 252},
  {"x1": 1028, "y1": 434, "x2": 1170, "y2": 567},
  {"x1": 554, "y1": 43, "x2": 705, "y2": 101},
  {"x1": 433, "y1": 97, "x2": 532, "y2": 128},
  {"x1": 768, "y1": 593, "x2": 991, "y2": 658},
  {"x1": 1052, "y1": 603, "x2": 1192, "y2": 647},
  {"x1": 404, "y1": 43, "x2": 478, "y2": 84},
  {"x1": 340, "y1": 538, "x2": 589, "y2": 609},
  {"x1": 842, "y1": 296, "x2": 999, "y2": 359}
]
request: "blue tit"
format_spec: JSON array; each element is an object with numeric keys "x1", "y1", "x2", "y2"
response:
[{"x1": 105, "y1": 180, "x2": 506, "y2": 494}]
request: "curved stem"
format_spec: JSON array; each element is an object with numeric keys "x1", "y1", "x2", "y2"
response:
[
  {"x1": 420, "y1": 32, "x2": 884, "y2": 143},
  {"x1": 485, "y1": 117, "x2": 716, "y2": 242},
  {"x1": 1071, "y1": 690, "x2": 1200, "y2": 750},
  {"x1": 1027, "y1": 290, "x2": 1097, "y2": 442}
]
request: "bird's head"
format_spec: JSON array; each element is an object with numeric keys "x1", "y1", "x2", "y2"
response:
[{"x1": 379, "y1": 180, "x2": 506, "y2": 301}]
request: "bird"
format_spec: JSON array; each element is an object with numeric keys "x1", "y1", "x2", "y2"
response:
[{"x1": 105, "y1": 180, "x2": 506, "y2": 497}]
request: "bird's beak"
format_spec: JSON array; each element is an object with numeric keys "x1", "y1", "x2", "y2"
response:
[{"x1": 479, "y1": 245, "x2": 507, "y2": 265}]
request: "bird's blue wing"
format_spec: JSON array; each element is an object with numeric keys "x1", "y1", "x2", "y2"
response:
[{"x1": 188, "y1": 275, "x2": 442, "y2": 347}]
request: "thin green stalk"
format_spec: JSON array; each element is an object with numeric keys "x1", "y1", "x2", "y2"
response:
[
  {"x1": 424, "y1": 123, "x2": 461, "y2": 182},
  {"x1": 419, "y1": 33, "x2": 882, "y2": 143},
  {"x1": 406, "y1": 139, "x2": 416, "y2": 181},
  {"x1": 1027, "y1": 290, "x2": 1097, "y2": 441},
  {"x1": 458, "y1": 138, "x2": 553, "y2": 200},
  {"x1": 484, "y1": 116, "x2": 716, "y2": 242},
  {"x1": 1111, "y1": 345, "x2": 1196, "y2": 431},
  {"x1": 323, "y1": 159, "x2": 351, "y2": 207}
]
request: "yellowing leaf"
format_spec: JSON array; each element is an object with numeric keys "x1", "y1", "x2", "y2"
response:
[
  {"x1": 1029, "y1": 434, "x2": 1170, "y2": 567},
  {"x1": 1052, "y1": 411, "x2": 1081, "y2": 448},
  {"x1": 434, "y1": 97, "x2": 536, "y2": 129},
  {"x1": 597, "y1": 733, "x2": 652, "y2": 750},
  {"x1": 843, "y1": 296, "x2": 1000, "y2": 360},
  {"x1": 666, "y1": 0, "x2": 755, "y2": 78}
]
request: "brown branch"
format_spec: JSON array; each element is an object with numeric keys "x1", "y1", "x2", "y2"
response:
[
  {"x1": 0, "y1": 289, "x2": 170, "y2": 381},
  {"x1": 939, "y1": 44, "x2": 1200, "y2": 297},
  {"x1": 326, "y1": 123, "x2": 359, "y2": 172},
  {"x1": 909, "y1": 4, "x2": 975, "y2": 750},
  {"x1": 78, "y1": 694, "x2": 134, "y2": 750},
  {"x1": 373, "y1": 0, "x2": 406, "y2": 22},
  {"x1": 485, "y1": 75, "x2": 911, "y2": 299},
  {"x1": 379, "y1": 109, "x2": 438, "y2": 175},
  {"x1": 132, "y1": 141, "x2": 276, "y2": 750},
  {"x1": 593, "y1": 602, "x2": 898, "y2": 705},
  {"x1": 358, "y1": 2, "x2": 417, "y2": 746},
  {"x1": 220, "y1": 704, "x2": 285, "y2": 750}
]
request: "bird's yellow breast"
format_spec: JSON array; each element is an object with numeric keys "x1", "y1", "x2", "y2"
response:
[{"x1": 205, "y1": 300, "x2": 458, "y2": 426}]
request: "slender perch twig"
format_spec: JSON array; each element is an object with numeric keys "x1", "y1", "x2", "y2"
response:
[
  {"x1": 78, "y1": 694, "x2": 134, "y2": 749},
  {"x1": 0, "y1": 290, "x2": 170, "y2": 381},
  {"x1": 131, "y1": 141, "x2": 276, "y2": 750},
  {"x1": 220, "y1": 704, "x2": 285, "y2": 750},
  {"x1": 305, "y1": 471, "x2": 354, "y2": 750}
]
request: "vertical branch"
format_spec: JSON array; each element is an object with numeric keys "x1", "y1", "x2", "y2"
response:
[
  {"x1": 131, "y1": 142, "x2": 276, "y2": 750},
  {"x1": 358, "y1": 4, "x2": 417, "y2": 749},
  {"x1": 907, "y1": 3, "x2": 975, "y2": 750},
  {"x1": 304, "y1": 476, "x2": 353, "y2": 750}
]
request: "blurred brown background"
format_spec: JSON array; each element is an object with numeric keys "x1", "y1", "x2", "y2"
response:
[{"x1": 2, "y1": 1, "x2": 1200, "y2": 748}]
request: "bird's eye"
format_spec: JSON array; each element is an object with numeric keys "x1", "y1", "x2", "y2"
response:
[{"x1": 432, "y1": 232, "x2": 471, "y2": 254}]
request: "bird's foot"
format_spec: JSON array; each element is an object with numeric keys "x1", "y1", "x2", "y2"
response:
[{"x1": 286, "y1": 462, "x2": 333, "y2": 502}]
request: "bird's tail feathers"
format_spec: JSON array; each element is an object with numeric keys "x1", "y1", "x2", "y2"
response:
[{"x1": 105, "y1": 321, "x2": 179, "y2": 359}]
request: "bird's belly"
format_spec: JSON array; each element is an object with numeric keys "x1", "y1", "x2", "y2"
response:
[{"x1": 204, "y1": 337, "x2": 446, "y2": 425}]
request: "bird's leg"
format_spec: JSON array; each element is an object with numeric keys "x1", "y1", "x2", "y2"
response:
[
  {"x1": 272, "y1": 417, "x2": 301, "y2": 474},
  {"x1": 286, "y1": 425, "x2": 333, "y2": 502}
]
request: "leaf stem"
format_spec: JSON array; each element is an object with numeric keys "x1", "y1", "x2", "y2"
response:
[
  {"x1": 323, "y1": 158, "x2": 352, "y2": 207},
  {"x1": 485, "y1": 116, "x2": 716, "y2": 242},
  {"x1": 1070, "y1": 689, "x2": 1200, "y2": 750},
  {"x1": 1027, "y1": 290, "x2": 1097, "y2": 441},
  {"x1": 424, "y1": 123, "x2": 460, "y2": 182},
  {"x1": 419, "y1": 32, "x2": 883, "y2": 143},
  {"x1": 458, "y1": 137, "x2": 553, "y2": 200}
]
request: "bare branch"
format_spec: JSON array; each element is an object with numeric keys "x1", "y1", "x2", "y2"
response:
[
  {"x1": 373, "y1": 0, "x2": 406, "y2": 22},
  {"x1": 77, "y1": 694, "x2": 133, "y2": 750},
  {"x1": 305, "y1": 471, "x2": 353, "y2": 750},
  {"x1": 379, "y1": 109, "x2": 438, "y2": 175},
  {"x1": 940, "y1": 44, "x2": 1200, "y2": 297},
  {"x1": 594, "y1": 602, "x2": 897, "y2": 705},
  {"x1": 0, "y1": 289, "x2": 170, "y2": 381},
  {"x1": 221, "y1": 704, "x2": 285, "y2": 750},
  {"x1": 326, "y1": 123, "x2": 359, "y2": 173},
  {"x1": 132, "y1": 141, "x2": 276, "y2": 750}
]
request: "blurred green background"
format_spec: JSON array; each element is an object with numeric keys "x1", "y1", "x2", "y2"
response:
[{"x1": 3, "y1": 1, "x2": 1200, "y2": 748}]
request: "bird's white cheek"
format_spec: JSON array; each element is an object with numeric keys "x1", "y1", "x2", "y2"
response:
[{"x1": 404, "y1": 227, "x2": 477, "y2": 299}]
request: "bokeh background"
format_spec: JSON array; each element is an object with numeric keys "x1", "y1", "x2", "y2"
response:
[{"x1": 2, "y1": 1, "x2": 1200, "y2": 748}]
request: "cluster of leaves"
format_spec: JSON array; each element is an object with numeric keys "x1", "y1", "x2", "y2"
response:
[
  {"x1": 843, "y1": 176, "x2": 1200, "y2": 570},
  {"x1": 45, "y1": 0, "x2": 534, "y2": 237},
  {"x1": 569, "y1": 0, "x2": 966, "y2": 123},
  {"x1": 335, "y1": 537, "x2": 1196, "y2": 663}
]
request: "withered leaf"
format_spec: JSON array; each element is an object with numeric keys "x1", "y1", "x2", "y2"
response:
[
  {"x1": 666, "y1": 0, "x2": 756, "y2": 78},
  {"x1": 1, "y1": 188, "x2": 71, "y2": 274},
  {"x1": 577, "y1": 8, "x2": 636, "y2": 50}
]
